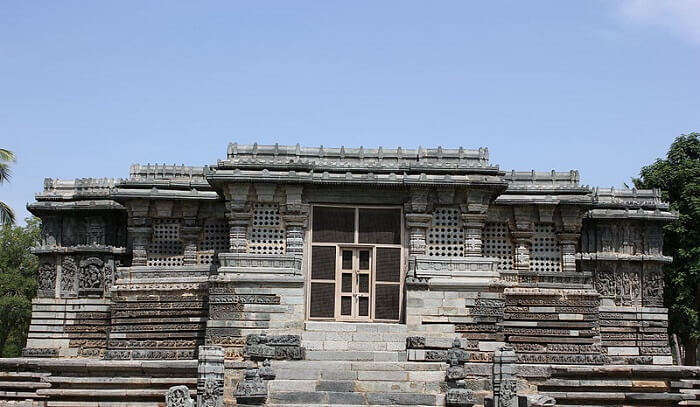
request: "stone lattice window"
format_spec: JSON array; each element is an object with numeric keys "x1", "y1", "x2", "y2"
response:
[
  {"x1": 427, "y1": 207, "x2": 464, "y2": 257},
  {"x1": 198, "y1": 219, "x2": 229, "y2": 264},
  {"x1": 483, "y1": 222, "x2": 514, "y2": 270},
  {"x1": 148, "y1": 218, "x2": 184, "y2": 267},
  {"x1": 248, "y1": 203, "x2": 286, "y2": 254},
  {"x1": 531, "y1": 224, "x2": 561, "y2": 272}
]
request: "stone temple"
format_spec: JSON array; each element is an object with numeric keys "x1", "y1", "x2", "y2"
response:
[{"x1": 1, "y1": 143, "x2": 698, "y2": 406}]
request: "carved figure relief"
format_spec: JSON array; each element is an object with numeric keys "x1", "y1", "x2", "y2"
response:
[
  {"x1": 37, "y1": 263, "x2": 56, "y2": 297},
  {"x1": 86, "y1": 217, "x2": 105, "y2": 246},
  {"x1": 165, "y1": 385, "x2": 194, "y2": 407},
  {"x1": 200, "y1": 378, "x2": 223, "y2": 407},
  {"x1": 79, "y1": 257, "x2": 104, "y2": 292},
  {"x1": 595, "y1": 262, "x2": 644, "y2": 305},
  {"x1": 643, "y1": 267, "x2": 664, "y2": 306},
  {"x1": 645, "y1": 226, "x2": 663, "y2": 256},
  {"x1": 60, "y1": 256, "x2": 78, "y2": 297}
]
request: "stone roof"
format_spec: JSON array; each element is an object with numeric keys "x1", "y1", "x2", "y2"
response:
[
  {"x1": 210, "y1": 143, "x2": 506, "y2": 188},
  {"x1": 220, "y1": 143, "x2": 496, "y2": 172}
]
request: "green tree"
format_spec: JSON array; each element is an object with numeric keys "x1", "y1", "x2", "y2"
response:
[
  {"x1": 0, "y1": 217, "x2": 41, "y2": 356},
  {"x1": 633, "y1": 133, "x2": 699, "y2": 365},
  {"x1": 0, "y1": 148, "x2": 16, "y2": 225}
]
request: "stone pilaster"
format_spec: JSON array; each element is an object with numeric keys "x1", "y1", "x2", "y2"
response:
[
  {"x1": 512, "y1": 206, "x2": 535, "y2": 272},
  {"x1": 405, "y1": 213, "x2": 432, "y2": 257},
  {"x1": 461, "y1": 189, "x2": 491, "y2": 257},
  {"x1": 181, "y1": 201, "x2": 201, "y2": 265},
  {"x1": 126, "y1": 200, "x2": 150, "y2": 266},
  {"x1": 405, "y1": 188, "x2": 432, "y2": 257},
  {"x1": 559, "y1": 206, "x2": 584, "y2": 273},
  {"x1": 281, "y1": 185, "x2": 308, "y2": 258},
  {"x1": 224, "y1": 184, "x2": 252, "y2": 253},
  {"x1": 493, "y1": 345, "x2": 518, "y2": 407},
  {"x1": 197, "y1": 345, "x2": 224, "y2": 407}
]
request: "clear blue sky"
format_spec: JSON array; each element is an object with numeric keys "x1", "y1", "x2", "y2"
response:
[{"x1": 2, "y1": 1, "x2": 698, "y2": 223}]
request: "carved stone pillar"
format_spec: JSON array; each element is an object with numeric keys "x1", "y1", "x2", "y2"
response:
[
  {"x1": 405, "y1": 213, "x2": 432, "y2": 256},
  {"x1": 127, "y1": 200, "x2": 151, "y2": 266},
  {"x1": 281, "y1": 185, "x2": 308, "y2": 258},
  {"x1": 224, "y1": 184, "x2": 252, "y2": 253},
  {"x1": 461, "y1": 189, "x2": 491, "y2": 257},
  {"x1": 559, "y1": 206, "x2": 584, "y2": 273},
  {"x1": 493, "y1": 345, "x2": 518, "y2": 407},
  {"x1": 181, "y1": 201, "x2": 201, "y2": 265},
  {"x1": 405, "y1": 188, "x2": 432, "y2": 257},
  {"x1": 197, "y1": 345, "x2": 224, "y2": 407},
  {"x1": 511, "y1": 206, "x2": 534, "y2": 272}
]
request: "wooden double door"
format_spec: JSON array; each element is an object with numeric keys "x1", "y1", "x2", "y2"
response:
[{"x1": 308, "y1": 205, "x2": 403, "y2": 322}]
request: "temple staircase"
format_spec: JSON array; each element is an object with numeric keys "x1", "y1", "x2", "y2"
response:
[
  {"x1": 535, "y1": 364, "x2": 700, "y2": 406},
  {"x1": 0, "y1": 358, "x2": 197, "y2": 406},
  {"x1": 265, "y1": 322, "x2": 447, "y2": 406}
]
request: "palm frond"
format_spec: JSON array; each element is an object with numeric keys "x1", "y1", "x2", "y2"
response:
[
  {"x1": 0, "y1": 163, "x2": 11, "y2": 184},
  {"x1": 0, "y1": 201, "x2": 15, "y2": 225},
  {"x1": 0, "y1": 149, "x2": 15, "y2": 163}
]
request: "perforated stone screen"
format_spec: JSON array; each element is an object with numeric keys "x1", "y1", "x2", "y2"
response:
[
  {"x1": 532, "y1": 224, "x2": 561, "y2": 272},
  {"x1": 198, "y1": 219, "x2": 229, "y2": 264},
  {"x1": 483, "y1": 222, "x2": 514, "y2": 270},
  {"x1": 248, "y1": 203, "x2": 286, "y2": 255},
  {"x1": 148, "y1": 218, "x2": 184, "y2": 267},
  {"x1": 427, "y1": 207, "x2": 464, "y2": 257}
]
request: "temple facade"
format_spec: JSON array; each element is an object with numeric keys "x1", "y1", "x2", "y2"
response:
[{"x1": 4, "y1": 143, "x2": 698, "y2": 406}]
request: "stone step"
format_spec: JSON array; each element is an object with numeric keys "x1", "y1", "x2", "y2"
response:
[
  {"x1": 540, "y1": 378, "x2": 669, "y2": 391},
  {"x1": 36, "y1": 388, "x2": 195, "y2": 397},
  {"x1": 270, "y1": 360, "x2": 445, "y2": 371},
  {"x1": 679, "y1": 388, "x2": 700, "y2": 397},
  {"x1": 46, "y1": 403, "x2": 163, "y2": 407},
  {"x1": 0, "y1": 390, "x2": 45, "y2": 399},
  {"x1": 268, "y1": 379, "x2": 444, "y2": 394},
  {"x1": 0, "y1": 381, "x2": 50, "y2": 389},
  {"x1": 681, "y1": 379, "x2": 700, "y2": 386},
  {"x1": 0, "y1": 372, "x2": 49, "y2": 380},
  {"x1": 44, "y1": 376, "x2": 196, "y2": 386},
  {"x1": 304, "y1": 350, "x2": 407, "y2": 362},
  {"x1": 267, "y1": 390, "x2": 440, "y2": 405},
  {"x1": 541, "y1": 391, "x2": 692, "y2": 403},
  {"x1": 304, "y1": 321, "x2": 407, "y2": 334}
]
